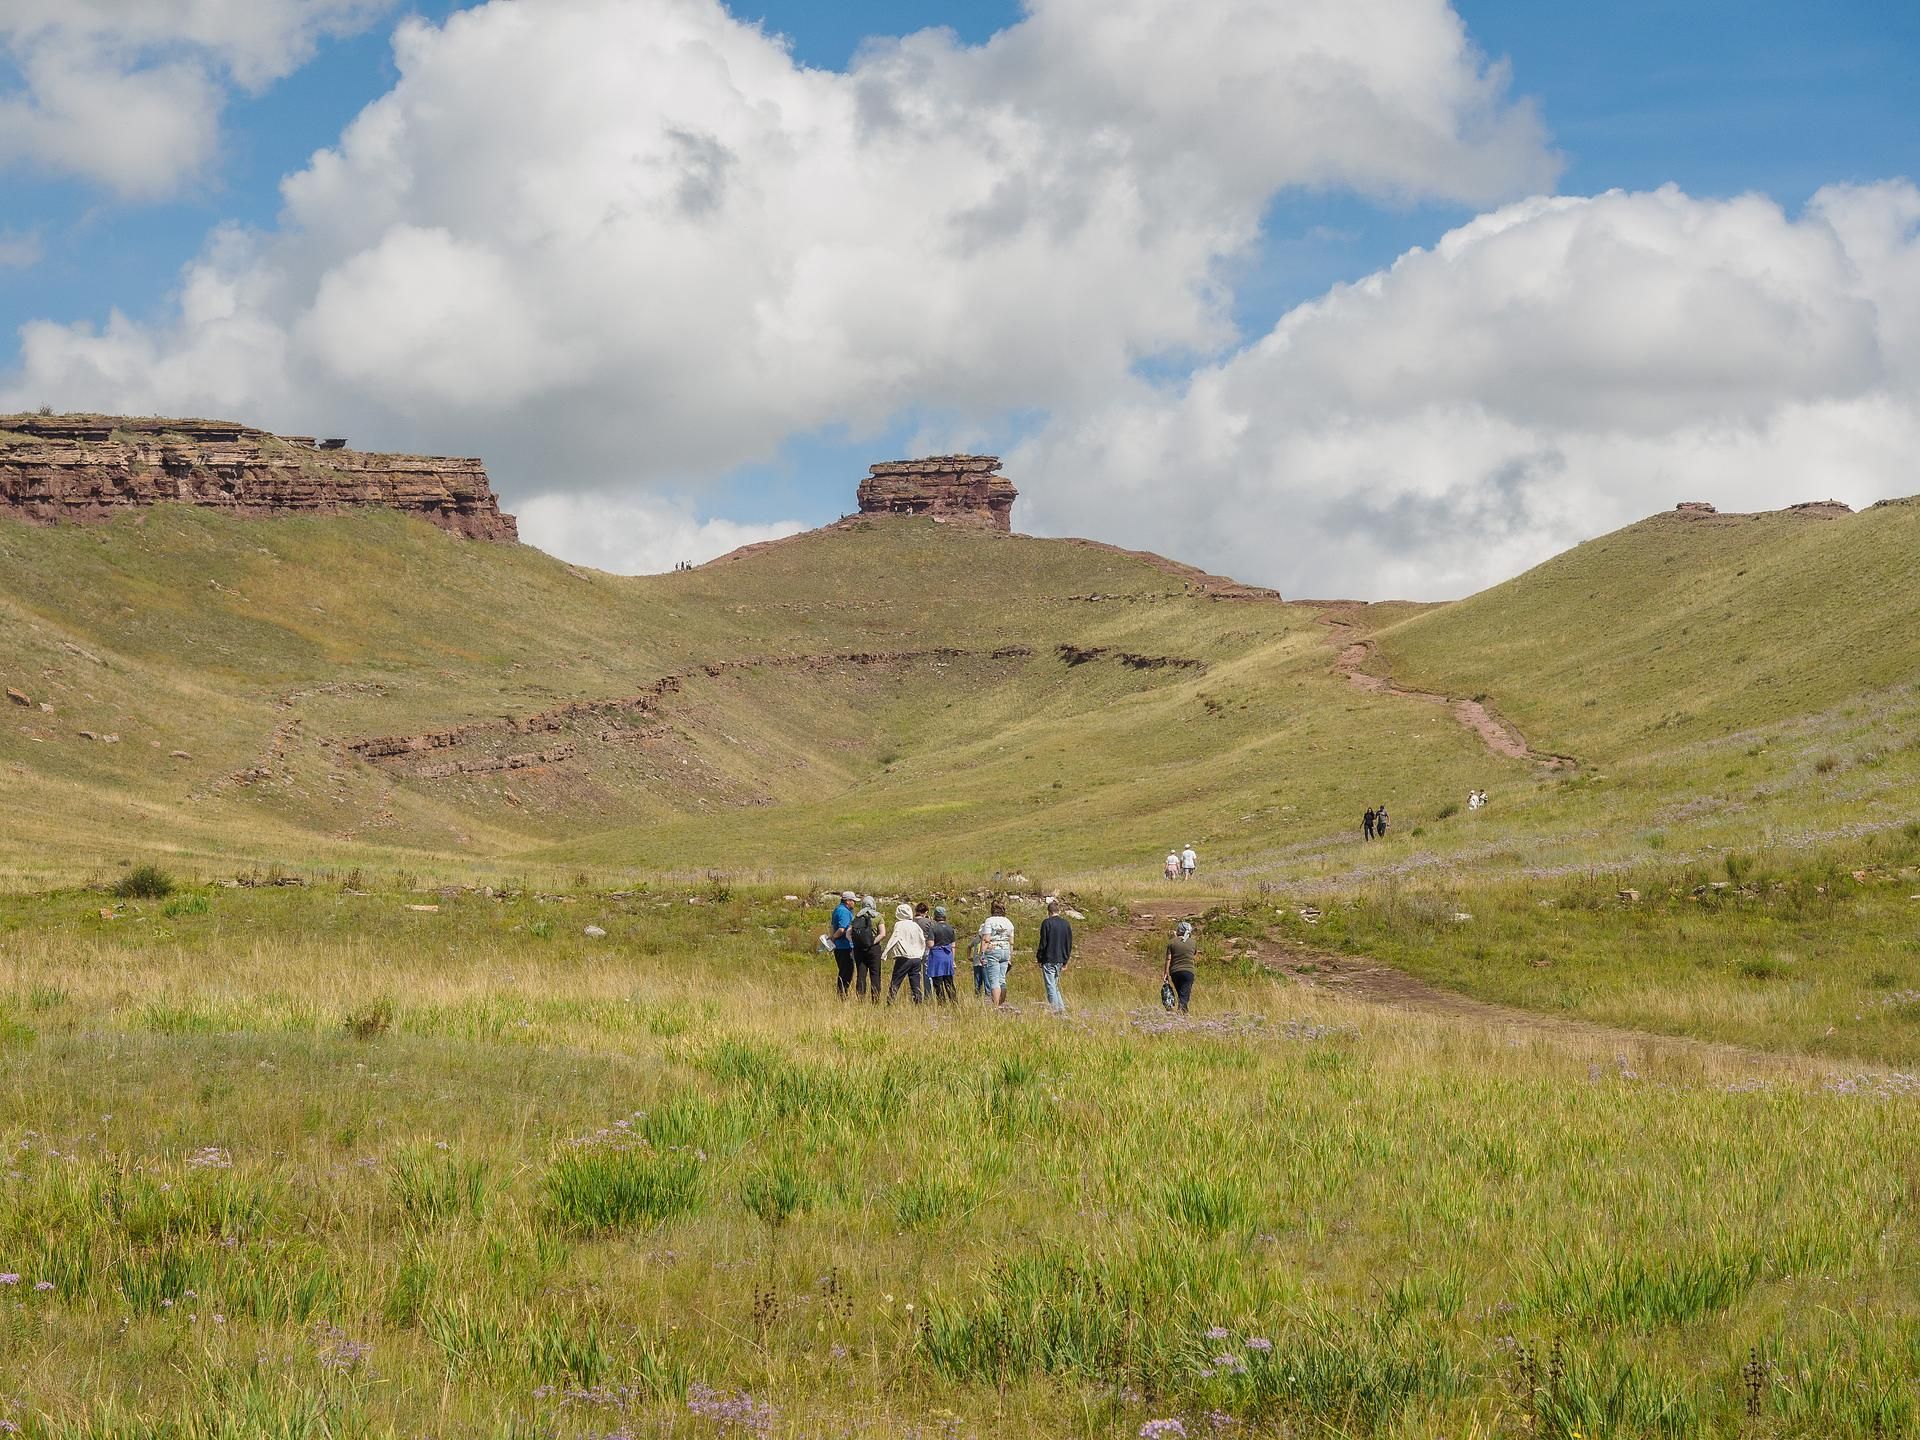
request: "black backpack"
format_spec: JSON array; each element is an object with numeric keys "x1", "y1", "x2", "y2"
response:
[{"x1": 851, "y1": 912, "x2": 877, "y2": 951}]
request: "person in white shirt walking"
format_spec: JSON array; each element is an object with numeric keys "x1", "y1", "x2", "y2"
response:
[
  {"x1": 1181, "y1": 844, "x2": 1198, "y2": 880},
  {"x1": 883, "y1": 902, "x2": 930, "y2": 1005},
  {"x1": 977, "y1": 901, "x2": 1015, "y2": 1006}
]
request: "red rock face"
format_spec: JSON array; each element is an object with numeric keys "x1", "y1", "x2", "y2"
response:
[
  {"x1": 856, "y1": 455, "x2": 1016, "y2": 532},
  {"x1": 0, "y1": 415, "x2": 517, "y2": 541}
]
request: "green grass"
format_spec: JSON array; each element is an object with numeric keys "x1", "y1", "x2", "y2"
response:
[{"x1": 0, "y1": 882, "x2": 1913, "y2": 1435}]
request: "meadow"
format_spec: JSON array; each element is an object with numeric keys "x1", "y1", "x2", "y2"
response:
[{"x1": 0, "y1": 877, "x2": 1916, "y2": 1438}]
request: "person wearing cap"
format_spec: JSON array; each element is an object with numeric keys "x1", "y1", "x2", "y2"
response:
[
  {"x1": 1180, "y1": 843, "x2": 1197, "y2": 880},
  {"x1": 924, "y1": 905, "x2": 958, "y2": 1003},
  {"x1": 883, "y1": 902, "x2": 930, "y2": 1004},
  {"x1": 851, "y1": 895, "x2": 887, "y2": 1002},
  {"x1": 1164, "y1": 920, "x2": 1198, "y2": 1013},
  {"x1": 828, "y1": 891, "x2": 857, "y2": 997}
]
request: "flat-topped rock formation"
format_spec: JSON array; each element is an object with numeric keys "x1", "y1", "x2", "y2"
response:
[
  {"x1": 856, "y1": 455, "x2": 1016, "y2": 531},
  {"x1": 0, "y1": 414, "x2": 517, "y2": 541}
]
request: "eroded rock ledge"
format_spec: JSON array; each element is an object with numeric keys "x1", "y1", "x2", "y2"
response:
[
  {"x1": 856, "y1": 455, "x2": 1016, "y2": 531},
  {"x1": 0, "y1": 414, "x2": 517, "y2": 541}
]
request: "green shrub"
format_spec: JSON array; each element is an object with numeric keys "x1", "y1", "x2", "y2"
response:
[
  {"x1": 544, "y1": 1147, "x2": 704, "y2": 1232},
  {"x1": 161, "y1": 893, "x2": 210, "y2": 918},
  {"x1": 112, "y1": 865, "x2": 175, "y2": 899}
]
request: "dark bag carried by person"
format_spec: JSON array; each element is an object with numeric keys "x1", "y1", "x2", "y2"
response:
[
  {"x1": 1161, "y1": 980, "x2": 1177, "y2": 1011},
  {"x1": 851, "y1": 912, "x2": 877, "y2": 951}
]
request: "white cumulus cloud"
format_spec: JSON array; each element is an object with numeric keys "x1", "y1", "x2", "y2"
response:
[
  {"x1": 515, "y1": 492, "x2": 804, "y2": 576},
  {"x1": 1012, "y1": 182, "x2": 1920, "y2": 599},
  {"x1": 1, "y1": 0, "x2": 1555, "y2": 563},
  {"x1": 0, "y1": 0, "x2": 390, "y2": 198}
]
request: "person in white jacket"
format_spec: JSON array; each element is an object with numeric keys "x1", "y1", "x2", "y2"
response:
[{"x1": 883, "y1": 902, "x2": 930, "y2": 1005}]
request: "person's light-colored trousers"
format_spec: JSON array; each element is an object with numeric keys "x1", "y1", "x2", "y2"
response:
[{"x1": 1040, "y1": 962, "x2": 1066, "y2": 1012}]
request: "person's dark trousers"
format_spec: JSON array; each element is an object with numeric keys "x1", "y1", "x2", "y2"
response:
[
  {"x1": 855, "y1": 953, "x2": 881, "y2": 1001},
  {"x1": 931, "y1": 975, "x2": 957, "y2": 1004},
  {"x1": 887, "y1": 958, "x2": 924, "y2": 1004},
  {"x1": 972, "y1": 963, "x2": 987, "y2": 997},
  {"x1": 1172, "y1": 971, "x2": 1195, "y2": 1013},
  {"x1": 834, "y1": 950, "x2": 855, "y2": 997}
]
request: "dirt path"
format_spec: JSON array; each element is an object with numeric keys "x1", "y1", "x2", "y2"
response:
[
  {"x1": 1319, "y1": 615, "x2": 1576, "y2": 769},
  {"x1": 1076, "y1": 904, "x2": 1805, "y2": 1072}
]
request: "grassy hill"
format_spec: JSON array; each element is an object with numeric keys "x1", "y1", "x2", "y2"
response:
[
  {"x1": 3, "y1": 495, "x2": 1917, "y2": 893},
  {"x1": 0, "y1": 508, "x2": 1515, "y2": 887}
]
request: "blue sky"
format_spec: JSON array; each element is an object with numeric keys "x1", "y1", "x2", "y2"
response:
[{"x1": 2, "y1": 1, "x2": 1917, "y2": 592}]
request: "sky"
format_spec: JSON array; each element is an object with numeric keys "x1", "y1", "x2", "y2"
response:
[{"x1": 1, "y1": 0, "x2": 1916, "y2": 597}]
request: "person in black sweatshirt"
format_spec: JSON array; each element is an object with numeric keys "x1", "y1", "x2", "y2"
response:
[{"x1": 1035, "y1": 898, "x2": 1073, "y2": 1014}]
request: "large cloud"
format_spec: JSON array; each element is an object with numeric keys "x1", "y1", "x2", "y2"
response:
[
  {"x1": 1013, "y1": 182, "x2": 1920, "y2": 599},
  {"x1": 0, "y1": 0, "x2": 390, "y2": 198},
  {"x1": 2, "y1": 0, "x2": 1555, "y2": 566}
]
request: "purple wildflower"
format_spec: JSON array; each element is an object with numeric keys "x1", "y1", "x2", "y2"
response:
[
  {"x1": 1245, "y1": 1336, "x2": 1271, "y2": 1352},
  {"x1": 687, "y1": 1381, "x2": 776, "y2": 1437},
  {"x1": 1140, "y1": 1422, "x2": 1187, "y2": 1440},
  {"x1": 1204, "y1": 1325, "x2": 1230, "y2": 1340}
]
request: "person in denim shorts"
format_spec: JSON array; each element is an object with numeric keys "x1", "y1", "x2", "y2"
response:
[{"x1": 976, "y1": 900, "x2": 1015, "y2": 1006}]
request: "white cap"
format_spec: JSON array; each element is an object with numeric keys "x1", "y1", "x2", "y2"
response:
[
  {"x1": 841, "y1": 890, "x2": 856, "y2": 901},
  {"x1": 895, "y1": 903, "x2": 913, "y2": 920}
]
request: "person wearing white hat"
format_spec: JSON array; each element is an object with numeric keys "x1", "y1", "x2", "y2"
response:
[
  {"x1": 883, "y1": 902, "x2": 930, "y2": 1004},
  {"x1": 1180, "y1": 844, "x2": 1197, "y2": 880},
  {"x1": 828, "y1": 891, "x2": 857, "y2": 997}
]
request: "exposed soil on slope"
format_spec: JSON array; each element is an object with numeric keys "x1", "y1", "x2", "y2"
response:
[{"x1": 1317, "y1": 607, "x2": 1576, "y2": 769}]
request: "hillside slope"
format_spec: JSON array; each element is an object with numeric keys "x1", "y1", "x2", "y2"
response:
[
  {"x1": 1376, "y1": 499, "x2": 1920, "y2": 759},
  {"x1": 0, "y1": 509, "x2": 1520, "y2": 884}
]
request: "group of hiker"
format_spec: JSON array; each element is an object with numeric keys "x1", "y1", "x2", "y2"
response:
[
  {"x1": 1361, "y1": 805, "x2": 1392, "y2": 841},
  {"x1": 821, "y1": 892, "x2": 1197, "y2": 1014},
  {"x1": 1162, "y1": 844, "x2": 1199, "y2": 881}
]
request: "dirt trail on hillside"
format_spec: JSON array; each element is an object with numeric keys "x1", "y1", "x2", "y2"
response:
[
  {"x1": 1317, "y1": 610, "x2": 1576, "y2": 769},
  {"x1": 1077, "y1": 904, "x2": 1805, "y2": 1072}
]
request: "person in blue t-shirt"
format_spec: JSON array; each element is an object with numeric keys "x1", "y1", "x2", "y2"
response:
[{"x1": 829, "y1": 890, "x2": 857, "y2": 997}]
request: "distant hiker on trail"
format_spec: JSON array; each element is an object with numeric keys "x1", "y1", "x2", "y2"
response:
[
  {"x1": 1164, "y1": 850, "x2": 1181, "y2": 882},
  {"x1": 1164, "y1": 920, "x2": 1197, "y2": 1014},
  {"x1": 851, "y1": 896, "x2": 886, "y2": 1002},
  {"x1": 925, "y1": 905, "x2": 958, "y2": 1004},
  {"x1": 829, "y1": 891, "x2": 857, "y2": 997},
  {"x1": 1374, "y1": 806, "x2": 1390, "y2": 840},
  {"x1": 977, "y1": 901, "x2": 1015, "y2": 1007},
  {"x1": 1036, "y1": 898, "x2": 1073, "y2": 1014},
  {"x1": 884, "y1": 903, "x2": 929, "y2": 1005},
  {"x1": 1363, "y1": 808, "x2": 1377, "y2": 841},
  {"x1": 1181, "y1": 844, "x2": 1197, "y2": 880}
]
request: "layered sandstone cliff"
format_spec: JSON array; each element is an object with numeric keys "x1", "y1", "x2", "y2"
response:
[
  {"x1": 0, "y1": 415, "x2": 517, "y2": 541},
  {"x1": 856, "y1": 455, "x2": 1016, "y2": 531}
]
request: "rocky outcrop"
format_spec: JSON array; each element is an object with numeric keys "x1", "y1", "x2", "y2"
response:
[
  {"x1": 0, "y1": 415, "x2": 517, "y2": 540},
  {"x1": 857, "y1": 455, "x2": 1016, "y2": 531},
  {"x1": 1675, "y1": 501, "x2": 1717, "y2": 515}
]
